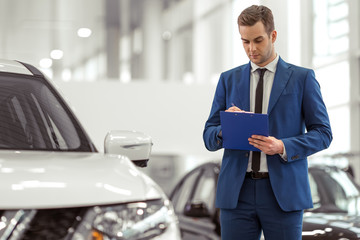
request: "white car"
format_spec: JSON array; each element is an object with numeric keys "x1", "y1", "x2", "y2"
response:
[{"x1": 0, "y1": 59, "x2": 181, "y2": 239}]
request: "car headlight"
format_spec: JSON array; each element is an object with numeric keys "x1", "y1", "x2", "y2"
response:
[{"x1": 71, "y1": 199, "x2": 177, "y2": 240}]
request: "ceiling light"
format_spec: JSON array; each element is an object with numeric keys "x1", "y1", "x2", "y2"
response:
[
  {"x1": 77, "y1": 28, "x2": 92, "y2": 38},
  {"x1": 50, "y1": 49, "x2": 63, "y2": 60},
  {"x1": 39, "y1": 58, "x2": 52, "y2": 68},
  {"x1": 162, "y1": 31, "x2": 172, "y2": 41}
]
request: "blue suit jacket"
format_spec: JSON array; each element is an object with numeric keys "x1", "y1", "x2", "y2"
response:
[{"x1": 203, "y1": 57, "x2": 332, "y2": 211}]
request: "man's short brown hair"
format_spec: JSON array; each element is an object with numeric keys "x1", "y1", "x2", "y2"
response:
[{"x1": 238, "y1": 5, "x2": 275, "y2": 36}]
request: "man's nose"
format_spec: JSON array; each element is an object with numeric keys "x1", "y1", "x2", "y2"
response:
[{"x1": 249, "y1": 42, "x2": 256, "y2": 51}]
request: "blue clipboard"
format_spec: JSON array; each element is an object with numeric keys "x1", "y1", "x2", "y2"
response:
[{"x1": 220, "y1": 111, "x2": 269, "y2": 151}]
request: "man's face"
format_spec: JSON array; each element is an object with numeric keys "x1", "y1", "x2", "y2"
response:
[{"x1": 239, "y1": 21, "x2": 277, "y2": 67}]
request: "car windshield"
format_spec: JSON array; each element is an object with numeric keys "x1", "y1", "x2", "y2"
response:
[
  {"x1": 0, "y1": 74, "x2": 94, "y2": 152},
  {"x1": 309, "y1": 166, "x2": 360, "y2": 215}
]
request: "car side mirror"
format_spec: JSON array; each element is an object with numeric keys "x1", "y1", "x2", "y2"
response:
[
  {"x1": 184, "y1": 201, "x2": 210, "y2": 218},
  {"x1": 104, "y1": 130, "x2": 152, "y2": 167}
]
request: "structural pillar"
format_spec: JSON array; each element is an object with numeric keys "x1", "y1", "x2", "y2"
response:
[{"x1": 105, "y1": 0, "x2": 120, "y2": 79}]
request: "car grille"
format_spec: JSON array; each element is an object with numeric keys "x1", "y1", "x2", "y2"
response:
[{"x1": 0, "y1": 207, "x2": 88, "y2": 240}]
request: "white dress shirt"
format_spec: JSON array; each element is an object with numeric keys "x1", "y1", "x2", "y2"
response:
[{"x1": 247, "y1": 54, "x2": 279, "y2": 172}]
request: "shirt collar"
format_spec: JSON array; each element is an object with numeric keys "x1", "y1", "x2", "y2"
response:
[{"x1": 250, "y1": 54, "x2": 279, "y2": 73}]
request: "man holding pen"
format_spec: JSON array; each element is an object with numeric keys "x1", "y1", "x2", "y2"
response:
[{"x1": 203, "y1": 5, "x2": 332, "y2": 240}]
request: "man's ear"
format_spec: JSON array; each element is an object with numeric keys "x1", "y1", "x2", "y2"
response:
[{"x1": 271, "y1": 30, "x2": 277, "y2": 43}]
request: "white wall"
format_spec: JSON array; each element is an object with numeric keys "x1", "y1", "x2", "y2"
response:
[{"x1": 55, "y1": 80, "x2": 223, "y2": 160}]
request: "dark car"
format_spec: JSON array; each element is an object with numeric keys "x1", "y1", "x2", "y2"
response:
[{"x1": 170, "y1": 161, "x2": 360, "y2": 240}]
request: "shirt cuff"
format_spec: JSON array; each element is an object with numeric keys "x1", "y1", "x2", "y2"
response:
[{"x1": 280, "y1": 144, "x2": 288, "y2": 161}]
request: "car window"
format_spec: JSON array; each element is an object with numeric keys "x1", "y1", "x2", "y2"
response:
[
  {"x1": 171, "y1": 169, "x2": 201, "y2": 214},
  {"x1": 192, "y1": 167, "x2": 216, "y2": 215},
  {"x1": 0, "y1": 75, "x2": 94, "y2": 151},
  {"x1": 329, "y1": 170, "x2": 360, "y2": 197},
  {"x1": 309, "y1": 167, "x2": 360, "y2": 214},
  {"x1": 309, "y1": 173, "x2": 321, "y2": 209}
]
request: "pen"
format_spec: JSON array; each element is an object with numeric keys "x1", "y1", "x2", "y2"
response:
[{"x1": 231, "y1": 103, "x2": 250, "y2": 113}]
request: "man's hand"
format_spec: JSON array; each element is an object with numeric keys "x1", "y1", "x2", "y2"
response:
[
  {"x1": 225, "y1": 103, "x2": 245, "y2": 112},
  {"x1": 248, "y1": 135, "x2": 284, "y2": 155},
  {"x1": 225, "y1": 105, "x2": 245, "y2": 112}
]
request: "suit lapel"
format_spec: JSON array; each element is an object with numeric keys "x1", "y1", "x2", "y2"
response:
[
  {"x1": 267, "y1": 57, "x2": 292, "y2": 115},
  {"x1": 235, "y1": 63, "x2": 251, "y2": 111}
]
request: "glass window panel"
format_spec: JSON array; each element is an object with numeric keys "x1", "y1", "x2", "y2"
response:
[
  {"x1": 328, "y1": 0, "x2": 345, "y2": 5},
  {"x1": 313, "y1": 23, "x2": 329, "y2": 57},
  {"x1": 315, "y1": 61, "x2": 349, "y2": 107},
  {"x1": 328, "y1": 20, "x2": 349, "y2": 39},
  {"x1": 329, "y1": 36, "x2": 349, "y2": 55},
  {"x1": 313, "y1": 0, "x2": 329, "y2": 57},
  {"x1": 328, "y1": 3, "x2": 348, "y2": 22},
  {"x1": 315, "y1": 61, "x2": 350, "y2": 155},
  {"x1": 325, "y1": 106, "x2": 350, "y2": 154},
  {"x1": 313, "y1": 0, "x2": 349, "y2": 63}
]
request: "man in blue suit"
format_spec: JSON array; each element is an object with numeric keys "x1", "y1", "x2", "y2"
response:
[{"x1": 203, "y1": 5, "x2": 332, "y2": 240}]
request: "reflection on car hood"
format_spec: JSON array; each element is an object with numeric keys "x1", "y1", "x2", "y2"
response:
[
  {"x1": 303, "y1": 212, "x2": 360, "y2": 239},
  {"x1": 0, "y1": 150, "x2": 163, "y2": 209}
]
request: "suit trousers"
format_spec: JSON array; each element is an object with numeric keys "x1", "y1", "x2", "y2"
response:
[{"x1": 220, "y1": 177, "x2": 303, "y2": 240}]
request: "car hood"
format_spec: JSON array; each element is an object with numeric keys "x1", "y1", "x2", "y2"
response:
[
  {"x1": 303, "y1": 212, "x2": 360, "y2": 239},
  {"x1": 0, "y1": 150, "x2": 164, "y2": 209}
]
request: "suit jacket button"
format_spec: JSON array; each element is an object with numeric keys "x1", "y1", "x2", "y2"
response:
[{"x1": 245, "y1": 153, "x2": 249, "y2": 157}]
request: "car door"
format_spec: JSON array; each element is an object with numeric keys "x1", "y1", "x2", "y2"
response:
[{"x1": 170, "y1": 163, "x2": 220, "y2": 240}]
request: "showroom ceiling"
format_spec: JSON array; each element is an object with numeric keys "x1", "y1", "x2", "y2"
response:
[{"x1": 0, "y1": 0, "x2": 105, "y2": 70}]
